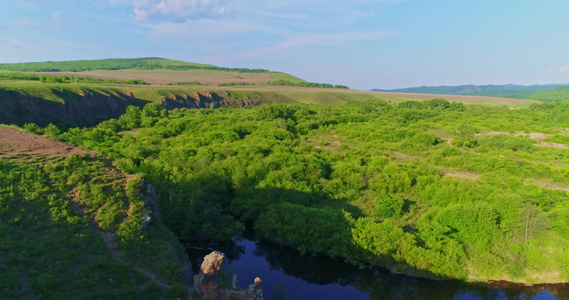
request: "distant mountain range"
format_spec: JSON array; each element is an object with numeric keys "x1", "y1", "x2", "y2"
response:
[{"x1": 372, "y1": 84, "x2": 568, "y2": 99}]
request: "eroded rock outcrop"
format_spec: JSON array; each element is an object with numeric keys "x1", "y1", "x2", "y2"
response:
[
  {"x1": 194, "y1": 251, "x2": 264, "y2": 300},
  {"x1": 160, "y1": 91, "x2": 264, "y2": 110},
  {"x1": 140, "y1": 181, "x2": 161, "y2": 231},
  {"x1": 195, "y1": 251, "x2": 225, "y2": 299}
]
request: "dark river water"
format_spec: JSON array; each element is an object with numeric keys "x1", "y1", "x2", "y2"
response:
[{"x1": 186, "y1": 239, "x2": 569, "y2": 300}]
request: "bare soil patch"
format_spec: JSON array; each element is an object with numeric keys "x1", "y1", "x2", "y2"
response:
[
  {"x1": 117, "y1": 129, "x2": 141, "y2": 137},
  {"x1": 392, "y1": 151, "x2": 422, "y2": 161},
  {"x1": 368, "y1": 91, "x2": 535, "y2": 105},
  {"x1": 441, "y1": 169, "x2": 481, "y2": 180},
  {"x1": 527, "y1": 179, "x2": 569, "y2": 192},
  {"x1": 0, "y1": 127, "x2": 85, "y2": 157},
  {"x1": 305, "y1": 134, "x2": 352, "y2": 152},
  {"x1": 535, "y1": 142, "x2": 569, "y2": 149},
  {"x1": 427, "y1": 129, "x2": 453, "y2": 144},
  {"x1": 475, "y1": 131, "x2": 553, "y2": 141}
]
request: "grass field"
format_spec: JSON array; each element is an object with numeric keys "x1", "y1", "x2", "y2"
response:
[
  {"x1": 34, "y1": 70, "x2": 277, "y2": 86},
  {"x1": 0, "y1": 78, "x2": 538, "y2": 108},
  {"x1": 224, "y1": 85, "x2": 537, "y2": 107},
  {"x1": 0, "y1": 66, "x2": 538, "y2": 109}
]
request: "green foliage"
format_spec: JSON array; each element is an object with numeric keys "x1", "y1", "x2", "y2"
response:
[
  {"x1": 478, "y1": 134, "x2": 534, "y2": 152},
  {"x1": 529, "y1": 85, "x2": 569, "y2": 102},
  {"x1": 374, "y1": 193, "x2": 404, "y2": 218},
  {"x1": 398, "y1": 99, "x2": 465, "y2": 111},
  {"x1": 44, "y1": 97, "x2": 569, "y2": 283},
  {"x1": 219, "y1": 79, "x2": 350, "y2": 89},
  {"x1": 256, "y1": 203, "x2": 357, "y2": 259},
  {"x1": 0, "y1": 155, "x2": 188, "y2": 298},
  {"x1": 543, "y1": 134, "x2": 569, "y2": 145},
  {"x1": 24, "y1": 122, "x2": 43, "y2": 134},
  {"x1": 265, "y1": 79, "x2": 349, "y2": 89}
]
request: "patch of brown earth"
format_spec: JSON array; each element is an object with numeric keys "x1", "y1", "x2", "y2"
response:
[
  {"x1": 368, "y1": 91, "x2": 535, "y2": 105},
  {"x1": 475, "y1": 131, "x2": 552, "y2": 141},
  {"x1": 392, "y1": 151, "x2": 422, "y2": 161},
  {"x1": 117, "y1": 128, "x2": 141, "y2": 137},
  {"x1": 0, "y1": 127, "x2": 85, "y2": 157},
  {"x1": 427, "y1": 129, "x2": 453, "y2": 144},
  {"x1": 535, "y1": 142, "x2": 569, "y2": 149},
  {"x1": 441, "y1": 169, "x2": 481, "y2": 180},
  {"x1": 527, "y1": 179, "x2": 569, "y2": 192},
  {"x1": 305, "y1": 134, "x2": 352, "y2": 152}
]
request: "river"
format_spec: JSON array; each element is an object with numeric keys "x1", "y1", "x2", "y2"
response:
[{"x1": 186, "y1": 239, "x2": 569, "y2": 300}]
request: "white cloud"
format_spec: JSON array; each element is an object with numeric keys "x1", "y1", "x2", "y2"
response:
[
  {"x1": 146, "y1": 18, "x2": 272, "y2": 37},
  {"x1": 110, "y1": 0, "x2": 232, "y2": 22},
  {"x1": 548, "y1": 64, "x2": 569, "y2": 74},
  {"x1": 241, "y1": 30, "x2": 399, "y2": 59}
]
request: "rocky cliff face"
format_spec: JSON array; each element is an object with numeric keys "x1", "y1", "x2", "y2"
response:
[
  {"x1": 160, "y1": 91, "x2": 263, "y2": 110},
  {"x1": 0, "y1": 89, "x2": 145, "y2": 127},
  {"x1": 0, "y1": 88, "x2": 266, "y2": 127}
]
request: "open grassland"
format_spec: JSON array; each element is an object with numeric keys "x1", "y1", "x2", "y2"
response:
[
  {"x1": 34, "y1": 70, "x2": 278, "y2": 86},
  {"x1": 367, "y1": 91, "x2": 537, "y2": 107},
  {"x1": 227, "y1": 86, "x2": 537, "y2": 107},
  {"x1": 0, "y1": 77, "x2": 539, "y2": 111},
  {"x1": 269, "y1": 71, "x2": 307, "y2": 83}
]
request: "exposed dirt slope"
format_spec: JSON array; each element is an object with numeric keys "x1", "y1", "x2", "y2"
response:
[{"x1": 0, "y1": 127, "x2": 85, "y2": 156}]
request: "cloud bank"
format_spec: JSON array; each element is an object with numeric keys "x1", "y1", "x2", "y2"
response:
[{"x1": 111, "y1": 0, "x2": 231, "y2": 22}]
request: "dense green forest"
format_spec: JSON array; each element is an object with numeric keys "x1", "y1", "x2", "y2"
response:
[
  {"x1": 27, "y1": 98, "x2": 569, "y2": 284},
  {"x1": 218, "y1": 79, "x2": 349, "y2": 89},
  {"x1": 375, "y1": 84, "x2": 566, "y2": 99},
  {"x1": 0, "y1": 57, "x2": 268, "y2": 73},
  {"x1": 0, "y1": 154, "x2": 190, "y2": 299}
]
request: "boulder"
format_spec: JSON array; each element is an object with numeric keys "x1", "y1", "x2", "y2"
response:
[{"x1": 198, "y1": 251, "x2": 225, "y2": 299}]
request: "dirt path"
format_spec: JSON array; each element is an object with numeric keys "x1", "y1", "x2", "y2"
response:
[
  {"x1": 94, "y1": 229, "x2": 171, "y2": 289},
  {"x1": 0, "y1": 127, "x2": 85, "y2": 156}
]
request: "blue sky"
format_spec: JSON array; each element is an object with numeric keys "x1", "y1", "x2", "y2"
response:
[{"x1": 1, "y1": 0, "x2": 569, "y2": 89}]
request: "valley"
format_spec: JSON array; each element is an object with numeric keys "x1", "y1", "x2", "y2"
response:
[{"x1": 1, "y1": 58, "x2": 569, "y2": 299}]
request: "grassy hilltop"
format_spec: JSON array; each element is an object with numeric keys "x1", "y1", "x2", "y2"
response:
[{"x1": 2, "y1": 58, "x2": 569, "y2": 298}]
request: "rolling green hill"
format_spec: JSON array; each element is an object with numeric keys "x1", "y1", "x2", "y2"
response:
[
  {"x1": 528, "y1": 85, "x2": 569, "y2": 102},
  {"x1": 0, "y1": 57, "x2": 268, "y2": 73}
]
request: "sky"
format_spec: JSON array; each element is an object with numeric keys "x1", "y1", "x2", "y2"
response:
[{"x1": 2, "y1": 0, "x2": 569, "y2": 90}]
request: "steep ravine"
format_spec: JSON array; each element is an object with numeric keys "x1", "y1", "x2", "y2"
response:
[{"x1": 0, "y1": 87, "x2": 268, "y2": 127}]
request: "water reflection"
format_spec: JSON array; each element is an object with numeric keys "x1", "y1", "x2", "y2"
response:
[{"x1": 185, "y1": 239, "x2": 568, "y2": 300}]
